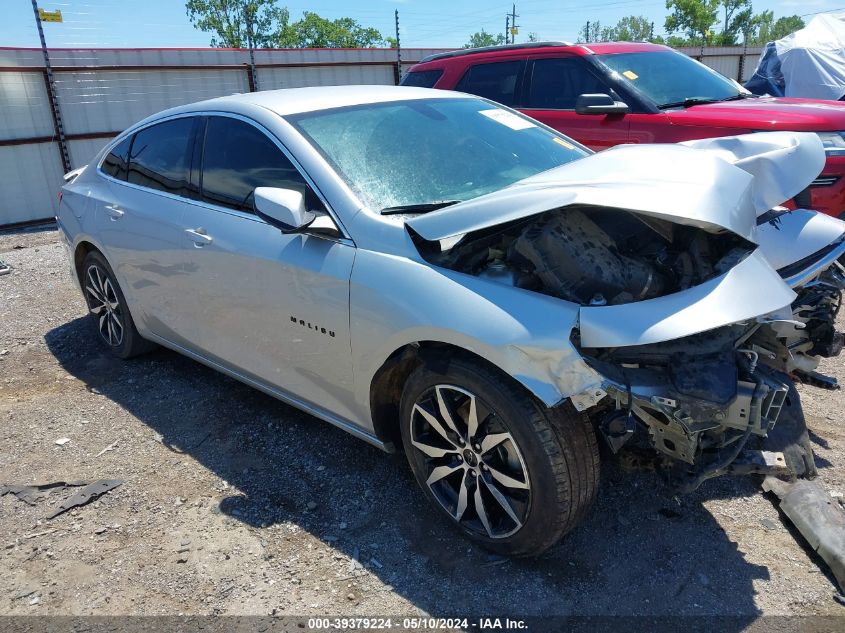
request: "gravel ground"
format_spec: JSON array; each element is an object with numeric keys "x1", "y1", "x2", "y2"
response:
[{"x1": 2, "y1": 226, "x2": 845, "y2": 619}]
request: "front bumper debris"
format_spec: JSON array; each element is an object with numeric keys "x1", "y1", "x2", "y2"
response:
[{"x1": 764, "y1": 476, "x2": 845, "y2": 594}]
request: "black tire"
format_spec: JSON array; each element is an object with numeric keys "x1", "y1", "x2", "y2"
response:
[
  {"x1": 399, "y1": 356, "x2": 600, "y2": 556},
  {"x1": 80, "y1": 250, "x2": 156, "y2": 359}
]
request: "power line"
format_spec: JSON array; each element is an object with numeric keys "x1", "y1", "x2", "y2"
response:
[{"x1": 800, "y1": 7, "x2": 845, "y2": 17}]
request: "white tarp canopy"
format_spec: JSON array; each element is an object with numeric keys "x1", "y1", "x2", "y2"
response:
[{"x1": 773, "y1": 13, "x2": 845, "y2": 100}]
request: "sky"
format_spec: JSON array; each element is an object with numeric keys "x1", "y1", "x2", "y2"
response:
[{"x1": 2, "y1": 0, "x2": 845, "y2": 49}]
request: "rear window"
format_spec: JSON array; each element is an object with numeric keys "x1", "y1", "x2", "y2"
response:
[
  {"x1": 455, "y1": 61, "x2": 525, "y2": 106},
  {"x1": 400, "y1": 69, "x2": 443, "y2": 88},
  {"x1": 127, "y1": 118, "x2": 194, "y2": 196},
  {"x1": 101, "y1": 136, "x2": 132, "y2": 181}
]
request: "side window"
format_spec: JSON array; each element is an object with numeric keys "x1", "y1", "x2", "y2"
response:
[
  {"x1": 455, "y1": 61, "x2": 525, "y2": 106},
  {"x1": 526, "y1": 57, "x2": 613, "y2": 109},
  {"x1": 200, "y1": 116, "x2": 314, "y2": 213},
  {"x1": 400, "y1": 69, "x2": 443, "y2": 88},
  {"x1": 101, "y1": 136, "x2": 132, "y2": 181},
  {"x1": 127, "y1": 118, "x2": 194, "y2": 195}
]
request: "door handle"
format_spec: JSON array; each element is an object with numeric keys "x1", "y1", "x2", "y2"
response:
[
  {"x1": 185, "y1": 227, "x2": 213, "y2": 247},
  {"x1": 104, "y1": 205, "x2": 124, "y2": 220}
]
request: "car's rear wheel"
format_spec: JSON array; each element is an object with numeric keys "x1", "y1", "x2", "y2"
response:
[
  {"x1": 81, "y1": 251, "x2": 155, "y2": 359},
  {"x1": 399, "y1": 356, "x2": 599, "y2": 556}
]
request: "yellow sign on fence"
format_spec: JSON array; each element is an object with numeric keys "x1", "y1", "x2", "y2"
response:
[{"x1": 38, "y1": 9, "x2": 63, "y2": 23}]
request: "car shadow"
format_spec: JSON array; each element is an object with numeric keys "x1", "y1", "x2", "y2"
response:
[{"x1": 45, "y1": 315, "x2": 784, "y2": 619}]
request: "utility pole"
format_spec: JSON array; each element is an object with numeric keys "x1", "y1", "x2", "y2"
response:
[
  {"x1": 510, "y1": 3, "x2": 519, "y2": 44},
  {"x1": 30, "y1": 0, "x2": 70, "y2": 174},
  {"x1": 394, "y1": 9, "x2": 402, "y2": 84}
]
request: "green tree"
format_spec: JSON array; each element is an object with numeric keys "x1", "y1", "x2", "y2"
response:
[
  {"x1": 772, "y1": 15, "x2": 805, "y2": 39},
  {"x1": 464, "y1": 29, "x2": 507, "y2": 48},
  {"x1": 603, "y1": 15, "x2": 657, "y2": 41},
  {"x1": 280, "y1": 11, "x2": 385, "y2": 48},
  {"x1": 186, "y1": 1, "x2": 385, "y2": 49},
  {"x1": 665, "y1": 0, "x2": 719, "y2": 45},
  {"x1": 714, "y1": 0, "x2": 754, "y2": 44},
  {"x1": 186, "y1": 0, "x2": 290, "y2": 48},
  {"x1": 578, "y1": 21, "x2": 602, "y2": 43},
  {"x1": 664, "y1": 0, "x2": 802, "y2": 46},
  {"x1": 665, "y1": 34, "x2": 691, "y2": 47},
  {"x1": 751, "y1": 11, "x2": 804, "y2": 44}
]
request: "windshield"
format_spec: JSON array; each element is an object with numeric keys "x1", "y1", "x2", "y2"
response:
[
  {"x1": 596, "y1": 51, "x2": 741, "y2": 108},
  {"x1": 288, "y1": 98, "x2": 588, "y2": 213}
]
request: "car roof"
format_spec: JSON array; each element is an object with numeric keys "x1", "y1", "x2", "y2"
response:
[
  {"x1": 177, "y1": 85, "x2": 473, "y2": 117},
  {"x1": 584, "y1": 41, "x2": 672, "y2": 54},
  {"x1": 412, "y1": 41, "x2": 670, "y2": 69}
]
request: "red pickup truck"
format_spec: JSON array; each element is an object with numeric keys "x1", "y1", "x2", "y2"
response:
[{"x1": 402, "y1": 41, "x2": 845, "y2": 217}]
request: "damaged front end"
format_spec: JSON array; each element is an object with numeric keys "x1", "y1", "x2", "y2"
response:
[
  {"x1": 772, "y1": 264, "x2": 845, "y2": 388},
  {"x1": 571, "y1": 232, "x2": 845, "y2": 490},
  {"x1": 407, "y1": 132, "x2": 845, "y2": 491},
  {"x1": 576, "y1": 323, "x2": 805, "y2": 491},
  {"x1": 420, "y1": 204, "x2": 827, "y2": 490}
]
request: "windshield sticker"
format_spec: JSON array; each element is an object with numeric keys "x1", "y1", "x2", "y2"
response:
[
  {"x1": 479, "y1": 109, "x2": 536, "y2": 130},
  {"x1": 553, "y1": 137, "x2": 575, "y2": 149},
  {"x1": 622, "y1": 70, "x2": 639, "y2": 80}
]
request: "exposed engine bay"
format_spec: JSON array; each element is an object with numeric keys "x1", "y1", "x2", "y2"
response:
[
  {"x1": 427, "y1": 206, "x2": 753, "y2": 307},
  {"x1": 418, "y1": 205, "x2": 845, "y2": 490}
]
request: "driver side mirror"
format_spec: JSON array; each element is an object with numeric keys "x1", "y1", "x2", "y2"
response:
[
  {"x1": 575, "y1": 93, "x2": 629, "y2": 115},
  {"x1": 254, "y1": 187, "x2": 317, "y2": 233}
]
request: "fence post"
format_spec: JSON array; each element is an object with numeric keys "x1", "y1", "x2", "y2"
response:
[
  {"x1": 245, "y1": 63, "x2": 257, "y2": 92},
  {"x1": 247, "y1": 54, "x2": 259, "y2": 92},
  {"x1": 30, "y1": 0, "x2": 71, "y2": 173},
  {"x1": 244, "y1": 8, "x2": 259, "y2": 92},
  {"x1": 737, "y1": 33, "x2": 748, "y2": 82},
  {"x1": 394, "y1": 9, "x2": 402, "y2": 85}
]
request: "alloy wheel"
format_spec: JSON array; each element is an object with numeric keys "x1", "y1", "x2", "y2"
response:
[
  {"x1": 85, "y1": 264, "x2": 124, "y2": 347},
  {"x1": 409, "y1": 384, "x2": 531, "y2": 539}
]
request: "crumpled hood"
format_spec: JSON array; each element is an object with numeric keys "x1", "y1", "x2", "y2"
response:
[
  {"x1": 756, "y1": 208, "x2": 845, "y2": 272},
  {"x1": 680, "y1": 132, "x2": 825, "y2": 217},
  {"x1": 578, "y1": 248, "x2": 796, "y2": 348},
  {"x1": 406, "y1": 132, "x2": 824, "y2": 243}
]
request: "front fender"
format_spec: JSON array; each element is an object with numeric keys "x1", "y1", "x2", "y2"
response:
[{"x1": 349, "y1": 250, "x2": 603, "y2": 425}]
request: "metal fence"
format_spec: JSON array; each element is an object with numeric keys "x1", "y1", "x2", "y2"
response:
[
  {"x1": 0, "y1": 45, "x2": 763, "y2": 227},
  {"x1": 677, "y1": 45, "x2": 763, "y2": 85}
]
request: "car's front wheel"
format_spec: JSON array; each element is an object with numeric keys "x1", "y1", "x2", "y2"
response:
[
  {"x1": 399, "y1": 356, "x2": 599, "y2": 556},
  {"x1": 81, "y1": 250, "x2": 156, "y2": 359}
]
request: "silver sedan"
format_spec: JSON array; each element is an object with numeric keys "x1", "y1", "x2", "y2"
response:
[{"x1": 58, "y1": 86, "x2": 845, "y2": 555}]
